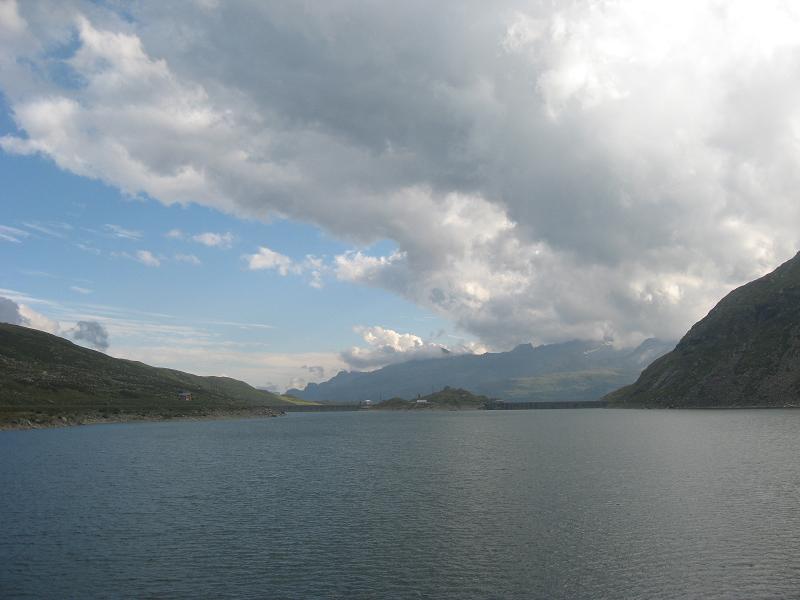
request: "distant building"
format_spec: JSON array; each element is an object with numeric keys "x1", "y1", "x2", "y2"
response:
[
  {"x1": 360, "y1": 399, "x2": 373, "y2": 408},
  {"x1": 178, "y1": 391, "x2": 193, "y2": 401},
  {"x1": 415, "y1": 398, "x2": 428, "y2": 404}
]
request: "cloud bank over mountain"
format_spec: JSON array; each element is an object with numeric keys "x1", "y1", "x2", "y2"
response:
[
  {"x1": 3, "y1": 0, "x2": 800, "y2": 349},
  {"x1": 0, "y1": 294, "x2": 109, "y2": 351},
  {"x1": 0, "y1": 295, "x2": 59, "y2": 334},
  {"x1": 340, "y1": 326, "x2": 486, "y2": 370},
  {"x1": 69, "y1": 320, "x2": 110, "y2": 351}
]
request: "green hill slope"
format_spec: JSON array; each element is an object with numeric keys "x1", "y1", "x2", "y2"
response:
[
  {"x1": 0, "y1": 323, "x2": 295, "y2": 424},
  {"x1": 606, "y1": 252, "x2": 800, "y2": 407}
]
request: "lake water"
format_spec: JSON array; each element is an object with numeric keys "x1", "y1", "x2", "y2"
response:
[{"x1": 2, "y1": 409, "x2": 800, "y2": 599}]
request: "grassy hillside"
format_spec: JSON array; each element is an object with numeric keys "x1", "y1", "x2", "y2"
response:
[{"x1": 0, "y1": 323, "x2": 299, "y2": 424}]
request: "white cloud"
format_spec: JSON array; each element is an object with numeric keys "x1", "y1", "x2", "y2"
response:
[
  {"x1": 2, "y1": 294, "x2": 109, "y2": 350},
  {"x1": 1, "y1": 288, "x2": 333, "y2": 390},
  {"x1": 243, "y1": 247, "x2": 327, "y2": 288},
  {"x1": 17, "y1": 304, "x2": 59, "y2": 334},
  {"x1": 3, "y1": 2, "x2": 800, "y2": 349},
  {"x1": 104, "y1": 223, "x2": 142, "y2": 240},
  {"x1": 334, "y1": 250, "x2": 407, "y2": 286},
  {"x1": 204, "y1": 320, "x2": 272, "y2": 330},
  {"x1": 76, "y1": 242, "x2": 101, "y2": 255},
  {"x1": 244, "y1": 246, "x2": 299, "y2": 275},
  {"x1": 340, "y1": 325, "x2": 484, "y2": 370},
  {"x1": 135, "y1": 250, "x2": 160, "y2": 267},
  {"x1": 0, "y1": 225, "x2": 29, "y2": 243},
  {"x1": 19, "y1": 269, "x2": 55, "y2": 278},
  {"x1": 0, "y1": 295, "x2": 59, "y2": 334},
  {"x1": 174, "y1": 253, "x2": 201, "y2": 265},
  {"x1": 0, "y1": 0, "x2": 25, "y2": 35},
  {"x1": 23, "y1": 221, "x2": 71, "y2": 238},
  {"x1": 192, "y1": 231, "x2": 234, "y2": 248},
  {"x1": 168, "y1": 228, "x2": 234, "y2": 250},
  {"x1": 109, "y1": 344, "x2": 344, "y2": 392},
  {"x1": 70, "y1": 285, "x2": 93, "y2": 294}
]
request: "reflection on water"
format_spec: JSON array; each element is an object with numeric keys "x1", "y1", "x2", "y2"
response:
[{"x1": 2, "y1": 409, "x2": 800, "y2": 599}]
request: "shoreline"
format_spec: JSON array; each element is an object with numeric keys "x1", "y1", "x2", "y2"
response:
[
  {"x1": 6, "y1": 403, "x2": 799, "y2": 431},
  {"x1": 0, "y1": 407, "x2": 285, "y2": 432}
]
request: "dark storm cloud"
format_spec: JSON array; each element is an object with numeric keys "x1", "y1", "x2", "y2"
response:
[
  {"x1": 70, "y1": 320, "x2": 109, "y2": 351},
  {"x1": 0, "y1": 296, "x2": 24, "y2": 325}
]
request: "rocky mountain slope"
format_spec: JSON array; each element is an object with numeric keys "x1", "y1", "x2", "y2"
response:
[
  {"x1": 0, "y1": 323, "x2": 295, "y2": 424},
  {"x1": 607, "y1": 252, "x2": 800, "y2": 407},
  {"x1": 289, "y1": 338, "x2": 674, "y2": 403}
]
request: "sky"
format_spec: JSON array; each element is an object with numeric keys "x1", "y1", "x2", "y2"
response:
[{"x1": 1, "y1": 0, "x2": 800, "y2": 390}]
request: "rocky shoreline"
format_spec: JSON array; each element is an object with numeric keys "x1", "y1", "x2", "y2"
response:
[{"x1": 0, "y1": 407, "x2": 285, "y2": 431}]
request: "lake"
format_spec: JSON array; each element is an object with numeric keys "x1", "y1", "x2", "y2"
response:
[{"x1": 2, "y1": 409, "x2": 800, "y2": 599}]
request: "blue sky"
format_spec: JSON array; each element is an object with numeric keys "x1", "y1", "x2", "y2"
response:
[
  {"x1": 2, "y1": 1, "x2": 799, "y2": 388},
  {"x1": 0, "y1": 94, "x2": 462, "y2": 389}
]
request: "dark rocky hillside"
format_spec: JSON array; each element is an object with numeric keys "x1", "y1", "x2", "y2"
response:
[
  {"x1": 0, "y1": 323, "x2": 292, "y2": 425},
  {"x1": 606, "y1": 252, "x2": 800, "y2": 407}
]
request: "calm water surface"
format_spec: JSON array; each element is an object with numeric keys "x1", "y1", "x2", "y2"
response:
[{"x1": 2, "y1": 409, "x2": 800, "y2": 599}]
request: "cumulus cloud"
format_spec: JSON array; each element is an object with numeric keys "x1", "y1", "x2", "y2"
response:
[
  {"x1": 168, "y1": 228, "x2": 233, "y2": 250},
  {"x1": 18, "y1": 304, "x2": 59, "y2": 334},
  {"x1": 192, "y1": 231, "x2": 234, "y2": 248},
  {"x1": 69, "y1": 320, "x2": 109, "y2": 351},
  {"x1": 302, "y1": 365, "x2": 325, "y2": 379},
  {"x1": 3, "y1": 2, "x2": 800, "y2": 348},
  {"x1": 334, "y1": 250, "x2": 408, "y2": 287},
  {"x1": 174, "y1": 253, "x2": 201, "y2": 265},
  {"x1": 244, "y1": 246, "x2": 328, "y2": 288},
  {"x1": 0, "y1": 0, "x2": 25, "y2": 35},
  {"x1": 0, "y1": 296, "x2": 24, "y2": 324},
  {"x1": 135, "y1": 250, "x2": 160, "y2": 267},
  {"x1": 0, "y1": 295, "x2": 59, "y2": 333},
  {"x1": 340, "y1": 325, "x2": 483, "y2": 370},
  {"x1": 244, "y1": 246, "x2": 300, "y2": 276}
]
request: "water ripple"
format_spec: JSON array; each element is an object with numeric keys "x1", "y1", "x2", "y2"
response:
[{"x1": 2, "y1": 409, "x2": 800, "y2": 599}]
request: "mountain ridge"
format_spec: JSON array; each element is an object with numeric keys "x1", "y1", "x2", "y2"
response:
[{"x1": 289, "y1": 338, "x2": 675, "y2": 403}]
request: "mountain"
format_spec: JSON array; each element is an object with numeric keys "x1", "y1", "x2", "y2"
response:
[
  {"x1": 606, "y1": 252, "x2": 800, "y2": 407},
  {"x1": 374, "y1": 387, "x2": 490, "y2": 410},
  {"x1": 288, "y1": 338, "x2": 675, "y2": 403},
  {"x1": 0, "y1": 323, "x2": 298, "y2": 425}
]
